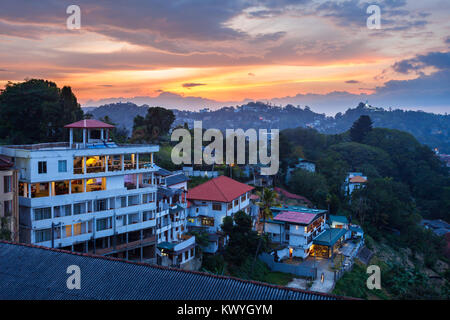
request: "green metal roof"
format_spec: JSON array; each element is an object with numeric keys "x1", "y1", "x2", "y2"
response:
[
  {"x1": 349, "y1": 225, "x2": 363, "y2": 233},
  {"x1": 157, "y1": 242, "x2": 176, "y2": 250},
  {"x1": 313, "y1": 228, "x2": 347, "y2": 246},
  {"x1": 329, "y1": 215, "x2": 349, "y2": 224}
]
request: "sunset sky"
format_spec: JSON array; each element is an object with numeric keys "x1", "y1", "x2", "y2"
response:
[{"x1": 0, "y1": 0, "x2": 449, "y2": 114}]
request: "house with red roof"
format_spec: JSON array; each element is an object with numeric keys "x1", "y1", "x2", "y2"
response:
[
  {"x1": 186, "y1": 175, "x2": 254, "y2": 253},
  {"x1": 343, "y1": 172, "x2": 368, "y2": 197}
]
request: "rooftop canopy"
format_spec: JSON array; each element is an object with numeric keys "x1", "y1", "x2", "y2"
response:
[
  {"x1": 328, "y1": 215, "x2": 349, "y2": 224},
  {"x1": 64, "y1": 119, "x2": 115, "y2": 129},
  {"x1": 313, "y1": 228, "x2": 347, "y2": 247}
]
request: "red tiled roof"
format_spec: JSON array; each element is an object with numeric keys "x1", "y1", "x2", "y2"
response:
[
  {"x1": 349, "y1": 176, "x2": 367, "y2": 183},
  {"x1": 250, "y1": 194, "x2": 260, "y2": 200},
  {"x1": 0, "y1": 155, "x2": 13, "y2": 169},
  {"x1": 274, "y1": 187, "x2": 312, "y2": 205},
  {"x1": 274, "y1": 211, "x2": 317, "y2": 225},
  {"x1": 187, "y1": 176, "x2": 254, "y2": 203},
  {"x1": 64, "y1": 119, "x2": 115, "y2": 129}
]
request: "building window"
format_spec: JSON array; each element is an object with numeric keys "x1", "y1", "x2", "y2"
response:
[
  {"x1": 96, "y1": 217, "x2": 111, "y2": 231},
  {"x1": 73, "y1": 202, "x2": 86, "y2": 215},
  {"x1": 233, "y1": 199, "x2": 238, "y2": 207},
  {"x1": 212, "y1": 203, "x2": 222, "y2": 211},
  {"x1": 4, "y1": 200, "x2": 13, "y2": 217},
  {"x1": 3, "y1": 176, "x2": 12, "y2": 193},
  {"x1": 201, "y1": 217, "x2": 214, "y2": 227},
  {"x1": 34, "y1": 207, "x2": 51, "y2": 221},
  {"x1": 128, "y1": 213, "x2": 140, "y2": 225},
  {"x1": 227, "y1": 202, "x2": 232, "y2": 210},
  {"x1": 58, "y1": 160, "x2": 67, "y2": 172},
  {"x1": 38, "y1": 161, "x2": 47, "y2": 174},
  {"x1": 94, "y1": 199, "x2": 107, "y2": 212},
  {"x1": 35, "y1": 229, "x2": 51, "y2": 243},
  {"x1": 128, "y1": 194, "x2": 140, "y2": 206}
]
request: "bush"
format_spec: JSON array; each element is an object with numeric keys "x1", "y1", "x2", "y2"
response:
[{"x1": 202, "y1": 255, "x2": 226, "y2": 275}]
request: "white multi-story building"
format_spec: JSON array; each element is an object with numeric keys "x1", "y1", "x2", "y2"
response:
[
  {"x1": 0, "y1": 119, "x2": 161, "y2": 261},
  {"x1": 186, "y1": 176, "x2": 254, "y2": 253},
  {"x1": 265, "y1": 206, "x2": 328, "y2": 259},
  {"x1": 150, "y1": 168, "x2": 196, "y2": 268}
]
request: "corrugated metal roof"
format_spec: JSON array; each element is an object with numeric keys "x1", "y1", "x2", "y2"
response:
[
  {"x1": 0, "y1": 241, "x2": 344, "y2": 300},
  {"x1": 166, "y1": 173, "x2": 189, "y2": 186}
]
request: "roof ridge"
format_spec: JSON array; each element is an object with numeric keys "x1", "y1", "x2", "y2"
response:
[
  {"x1": 0, "y1": 240, "x2": 352, "y2": 300},
  {"x1": 211, "y1": 176, "x2": 230, "y2": 202}
]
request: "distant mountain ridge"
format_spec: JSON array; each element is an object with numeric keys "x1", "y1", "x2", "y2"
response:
[{"x1": 85, "y1": 101, "x2": 450, "y2": 153}]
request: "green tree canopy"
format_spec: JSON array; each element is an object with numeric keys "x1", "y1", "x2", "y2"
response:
[
  {"x1": 350, "y1": 115, "x2": 373, "y2": 143},
  {"x1": 0, "y1": 79, "x2": 83, "y2": 144},
  {"x1": 221, "y1": 210, "x2": 265, "y2": 267},
  {"x1": 131, "y1": 107, "x2": 175, "y2": 143}
]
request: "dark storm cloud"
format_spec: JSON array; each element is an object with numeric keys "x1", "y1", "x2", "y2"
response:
[{"x1": 392, "y1": 51, "x2": 450, "y2": 74}]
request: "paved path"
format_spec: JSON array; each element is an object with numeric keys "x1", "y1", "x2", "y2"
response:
[{"x1": 286, "y1": 258, "x2": 335, "y2": 293}]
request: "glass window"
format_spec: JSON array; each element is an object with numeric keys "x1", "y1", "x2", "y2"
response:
[
  {"x1": 58, "y1": 160, "x2": 67, "y2": 172},
  {"x1": 201, "y1": 217, "x2": 214, "y2": 227},
  {"x1": 212, "y1": 203, "x2": 222, "y2": 211},
  {"x1": 96, "y1": 217, "x2": 111, "y2": 231},
  {"x1": 73, "y1": 202, "x2": 86, "y2": 215},
  {"x1": 3, "y1": 176, "x2": 12, "y2": 193},
  {"x1": 4, "y1": 200, "x2": 13, "y2": 217},
  {"x1": 94, "y1": 199, "x2": 107, "y2": 212},
  {"x1": 65, "y1": 225, "x2": 72, "y2": 237},
  {"x1": 38, "y1": 161, "x2": 47, "y2": 174},
  {"x1": 35, "y1": 229, "x2": 51, "y2": 243},
  {"x1": 34, "y1": 207, "x2": 51, "y2": 221},
  {"x1": 128, "y1": 213, "x2": 140, "y2": 224}
]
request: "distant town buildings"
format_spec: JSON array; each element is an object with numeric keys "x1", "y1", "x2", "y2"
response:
[{"x1": 285, "y1": 158, "x2": 316, "y2": 183}]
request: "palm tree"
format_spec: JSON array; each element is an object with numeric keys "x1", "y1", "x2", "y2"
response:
[
  {"x1": 256, "y1": 188, "x2": 278, "y2": 235},
  {"x1": 251, "y1": 188, "x2": 278, "y2": 273}
]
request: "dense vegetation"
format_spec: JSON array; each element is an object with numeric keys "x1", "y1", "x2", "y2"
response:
[
  {"x1": 281, "y1": 117, "x2": 449, "y2": 299},
  {"x1": 87, "y1": 101, "x2": 450, "y2": 153},
  {"x1": 0, "y1": 79, "x2": 83, "y2": 144}
]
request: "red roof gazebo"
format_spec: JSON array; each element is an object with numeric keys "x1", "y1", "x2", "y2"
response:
[{"x1": 64, "y1": 119, "x2": 115, "y2": 147}]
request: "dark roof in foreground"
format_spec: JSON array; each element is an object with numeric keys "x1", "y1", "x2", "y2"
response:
[{"x1": 0, "y1": 241, "x2": 346, "y2": 300}]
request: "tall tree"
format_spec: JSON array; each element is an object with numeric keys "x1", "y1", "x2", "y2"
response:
[
  {"x1": 350, "y1": 115, "x2": 373, "y2": 143},
  {"x1": 255, "y1": 188, "x2": 278, "y2": 234},
  {"x1": 131, "y1": 107, "x2": 175, "y2": 142},
  {"x1": 221, "y1": 211, "x2": 262, "y2": 267},
  {"x1": 252, "y1": 188, "x2": 278, "y2": 272},
  {"x1": 0, "y1": 79, "x2": 83, "y2": 144}
]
